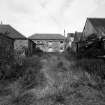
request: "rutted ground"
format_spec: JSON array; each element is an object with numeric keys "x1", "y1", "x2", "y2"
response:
[{"x1": 0, "y1": 53, "x2": 105, "y2": 105}]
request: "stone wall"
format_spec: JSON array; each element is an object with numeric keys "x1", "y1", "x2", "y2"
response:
[{"x1": 33, "y1": 40, "x2": 65, "y2": 52}]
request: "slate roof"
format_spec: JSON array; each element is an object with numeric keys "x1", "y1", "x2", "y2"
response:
[
  {"x1": 29, "y1": 33, "x2": 65, "y2": 40},
  {"x1": 0, "y1": 24, "x2": 26, "y2": 39},
  {"x1": 88, "y1": 18, "x2": 105, "y2": 35}
]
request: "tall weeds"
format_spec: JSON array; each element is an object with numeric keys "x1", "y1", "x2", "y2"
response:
[{"x1": 1, "y1": 53, "x2": 105, "y2": 105}]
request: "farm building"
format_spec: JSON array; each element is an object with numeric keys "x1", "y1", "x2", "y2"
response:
[
  {"x1": 0, "y1": 24, "x2": 35, "y2": 57},
  {"x1": 29, "y1": 33, "x2": 65, "y2": 52},
  {"x1": 71, "y1": 32, "x2": 83, "y2": 52},
  {"x1": 70, "y1": 18, "x2": 105, "y2": 53},
  {"x1": 83, "y1": 18, "x2": 105, "y2": 40},
  {"x1": 81, "y1": 18, "x2": 105, "y2": 52},
  {"x1": 0, "y1": 24, "x2": 27, "y2": 49},
  {"x1": 65, "y1": 32, "x2": 83, "y2": 52},
  {"x1": 72, "y1": 18, "x2": 105, "y2": 58}
]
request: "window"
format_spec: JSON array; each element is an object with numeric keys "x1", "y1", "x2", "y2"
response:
[
  {"x1": 49, "y1": 40, "x2": 52, "y2": 42},
  {"x1": 37, "y1": 41, "x2": 40, "y2": 43},
  {"x1": 60, "y1": 41, "x2": 63, "y2": 43},
  {"x1": 37, "y1": 40, "x2": 42, "y2": 44}
]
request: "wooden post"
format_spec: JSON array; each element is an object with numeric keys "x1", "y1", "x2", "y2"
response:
[{"x1": 76, "y1": 42, "x2": 78, "y2": 53}]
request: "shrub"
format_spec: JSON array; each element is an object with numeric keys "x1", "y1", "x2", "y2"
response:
[
  {"x1": 33, "y1": 47, "x2": 44, "y2": 57},
  {"x1": 0, "y1": 55, "x2": 46, "y2": 87},
  {"x1": 18, "y1": 56, "x2": 47, "y2": 90},
  {"x1": 11, "y1": 92, "x2": 34, "y2": 105},
  {"x1": 20, "y1": 67, "x2": 46, "y2": 90},
  {"x1": 75, "y1": 58, "x2": 105, "y2": 79},
  {"x1": 64, "y1": 47, "x2": 77, "y2": 61}
]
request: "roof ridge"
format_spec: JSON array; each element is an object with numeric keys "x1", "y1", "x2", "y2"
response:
[
  {"x1": 88, "y1": 17, "x2": 105, "y2": 20},
  {"x1": 29, "y1": 33, "x2": 65, "y2": 40}
]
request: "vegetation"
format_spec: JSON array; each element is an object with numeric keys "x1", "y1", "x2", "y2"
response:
[
  {"x1": 32, "y1": 47, "x2": 44, "y2": 57},
  {"x1": 0, "y1": 51, "x2": 105, "y2": 105}
]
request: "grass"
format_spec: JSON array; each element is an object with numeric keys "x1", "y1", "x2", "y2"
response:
[{"x1": 0, "y1": 53, "x2": 105, "y2": 105}]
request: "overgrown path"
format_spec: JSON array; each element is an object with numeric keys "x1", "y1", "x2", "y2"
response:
[{"x1": 0, "y1": 53, "x2": 105, "y2": 105}]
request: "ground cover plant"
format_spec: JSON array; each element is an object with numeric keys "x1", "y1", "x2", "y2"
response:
[{"x1": 0, "y1": 52, "x2": 105, "y2": 105}]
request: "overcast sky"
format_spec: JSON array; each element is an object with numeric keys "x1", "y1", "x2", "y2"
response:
[{"x1": 0, "y1": 0, "x2": 105, "y2": 37}]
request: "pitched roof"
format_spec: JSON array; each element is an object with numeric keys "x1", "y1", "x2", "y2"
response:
[
  {"x1": 29, "y1": 33, "x2": 65, "y2": 40},
  {"x1": 0, "y1": 24, "x2": 26, "y2": 39},
  {"x1": 88, "y1": 18, "x2": 105, "y2": 35}
]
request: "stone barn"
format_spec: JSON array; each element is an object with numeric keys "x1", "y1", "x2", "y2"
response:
[{"x1": 29, "y1": 33, "x2": 65, "y2": 52}]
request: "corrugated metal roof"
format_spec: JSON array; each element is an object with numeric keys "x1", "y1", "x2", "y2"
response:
[
  {"x1": 0, "y1": 24, "x2": 26, "y2": 39},
  {"x1": 29, "y1": 33, "x2": 65, "y2": 40}
]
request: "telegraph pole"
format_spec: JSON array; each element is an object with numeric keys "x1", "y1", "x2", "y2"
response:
[{"x1": 64, "y1": 29, "x2": 66, "y2": 37}]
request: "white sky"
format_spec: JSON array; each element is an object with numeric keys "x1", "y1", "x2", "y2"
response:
[{"x1": 0, "y1": 0, "x2": 105, "y2": 37}]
